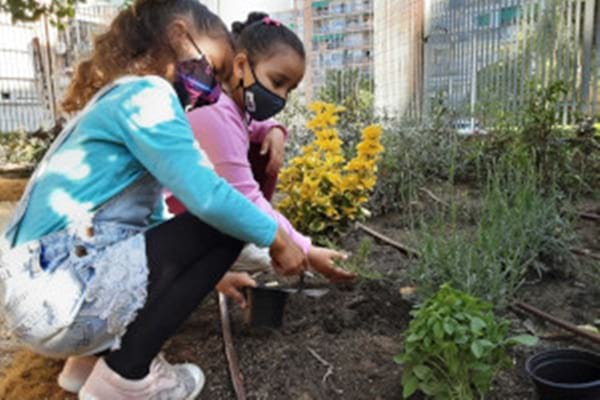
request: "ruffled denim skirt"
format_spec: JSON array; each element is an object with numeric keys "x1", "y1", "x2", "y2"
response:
[{"x1": 0, "y1": 221, "x2": 149, "y2": 357}]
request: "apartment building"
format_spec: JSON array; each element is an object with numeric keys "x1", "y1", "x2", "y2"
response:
[{"x1": 273, "y1": 0, "x2": 374, "y2": 101}]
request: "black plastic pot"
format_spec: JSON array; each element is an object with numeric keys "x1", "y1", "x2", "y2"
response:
[
  {"x1": 244, "y1": 287, "x2": 288, "y2": 328},
  {"x1": 526, "y1": 348, "x2": 600, "y2": 400}
]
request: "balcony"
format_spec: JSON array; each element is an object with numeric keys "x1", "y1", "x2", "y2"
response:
[
  {"x1": 314, "y1": 21, "x2": 373, "y2": 35},
  {"x1": 311, "y1": 0, "x2": 373, "y2": 19}
]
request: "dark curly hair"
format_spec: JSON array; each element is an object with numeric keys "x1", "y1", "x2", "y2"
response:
[
  {"x1": 231, "y1": 11, "x2": 305, "y2": 64},
  {"x1": 62, "y1": 0, "x2": 229, "y2": 112}
]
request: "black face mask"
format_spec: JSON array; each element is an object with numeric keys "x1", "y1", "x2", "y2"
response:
[{"x1": 242, "y1": 66, "x2": 286, "y2": 122}]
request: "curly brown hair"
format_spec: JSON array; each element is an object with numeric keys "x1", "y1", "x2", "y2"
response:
[{"x1": 61, "y1": 0, "x2": 228, "y2": 112}]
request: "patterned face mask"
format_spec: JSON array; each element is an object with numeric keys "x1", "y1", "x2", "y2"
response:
[{"x1": 173, "y1": 34, "x2": 222, "y2": 112}]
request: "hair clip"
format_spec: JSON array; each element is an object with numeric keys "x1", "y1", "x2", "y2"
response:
[{"x1": 263, "y1": 16, "x2": 282, "y2": 27}]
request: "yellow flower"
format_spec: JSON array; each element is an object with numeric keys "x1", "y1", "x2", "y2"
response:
[
  {"x1": 362, "y1": 125, "x2": 383, "y2": 140},
  {"x1": 278, "y1": 101, "x2": 384, "y2": 237}
]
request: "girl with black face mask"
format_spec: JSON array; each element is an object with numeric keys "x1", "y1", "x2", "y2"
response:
[
  {"x1": 167, "y1": 12, "x2": 357, "y2": 295},
  {"x1": 0, "y1": 2, "x2": 306, "y2": 399}
]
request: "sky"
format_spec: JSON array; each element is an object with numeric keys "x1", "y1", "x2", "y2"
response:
[{"x1": 203, "y1": 0, "x2": 294, "y2": 26}]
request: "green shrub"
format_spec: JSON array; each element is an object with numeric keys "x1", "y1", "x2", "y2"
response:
[
  {"x1": 369, "y1": 115, "x2": 469, "y2": 216},
  {"x1": 395, "y1": 284, "x2": 537, "y2": 400},
  {"x1": 336, "y1": 238, "x2": 383, "y2": 280},
  {"x1": 412, "y1": 164, "x2": 576, "y2": 306},
  {"x1": 0, "y1": 131, "x2": 52, "y2": 166},
  {"x1": 468, "y1": 82, "x2": 600, "y2": 197}
]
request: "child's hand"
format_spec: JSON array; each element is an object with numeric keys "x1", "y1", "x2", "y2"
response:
[
  {"x1": 216, "y1": 272, "x2": 256, "y2": 309},
  {"x1": 270, "y1": 227, "x2": 307, "y2": 276},
  {"x1": 308, "y1": 246, "x2": 357, "y2": 283},
  {"x1": 261, "y1": 127, "x2": 286, "y2": 176}
]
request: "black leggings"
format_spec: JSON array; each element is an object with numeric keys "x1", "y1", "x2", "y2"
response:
[{"x1": 104, "y1": 212, "x2": 243, "y2": 379}]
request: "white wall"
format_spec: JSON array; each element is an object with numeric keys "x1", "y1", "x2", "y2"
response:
[{"x1": 212, "y1": 0, "x2": 294, "y2": 26}]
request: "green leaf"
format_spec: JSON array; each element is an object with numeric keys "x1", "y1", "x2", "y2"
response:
[
  {"x1": 308, "y1": 219, "x2": 327, "y2": 232},
  {"x1": 443, "y1": 318, "x2": 456, "y2": 335},
  {"x1": 470, "y1": 317, "x2": 487, "y2": 333},
  {"x1": 402, "y1": 373, "x2": 419, "y2": 399},
  {"x1": 393, "y1": 354, "x2": 405, "y2": 365},
  {"x1": 413, "y1": 365, "x2": 432, "y2": 380},
  {"x1": 471, "y1": 340, "x2": 485, "y2": 359},
  {"x1": 406, "y1": 333, "x2": 422, "y2": 342},
  {"x1": 506, "y1": 334, "x2": 539, "y2": 346},
  {"x1": 433, "y1": 321, "x2": 444, "y2": 340}
]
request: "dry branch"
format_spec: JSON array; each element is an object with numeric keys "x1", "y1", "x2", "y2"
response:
[
  {"x1": 513, "y1": 301, "x2": 600, "y2": 345},
  {"x1": 356, "y1": 222, "x2": 421, "y2": 259}
]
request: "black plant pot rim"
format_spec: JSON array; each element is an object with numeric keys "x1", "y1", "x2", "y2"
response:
[{"x1": 526, "y1": 348, "x2": 600, "y2": 390}]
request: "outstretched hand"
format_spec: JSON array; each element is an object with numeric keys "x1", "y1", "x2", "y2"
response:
[{"x1": 308, "y1": 246, "x2": 357, "y2": 283}]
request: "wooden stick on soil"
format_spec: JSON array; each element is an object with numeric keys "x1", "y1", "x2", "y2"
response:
[
  {"x1": 419, "y1": 187, "x2": 450, "y2": 208},
  {"x1": 218, "y1": 293, "x2": 247, "y2": 400},
  {"x1": 577, "y1": 212, "x2": 600, "y2": 222},
  {"x1": 570, "y1": 247, "x2": 600, "y2": 261},
  {"x1": 307, "y1": 347, "x2": 343, "y2": 395},
  {"x1": 356, "y1": 222, "x2": 421, "y2": 259},
  {"x1": 513, "y1": 301, "x2": 600, "y2": 345}
]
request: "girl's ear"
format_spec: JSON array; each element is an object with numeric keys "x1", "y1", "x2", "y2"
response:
[
  {"x1": 232, "y1": 52, "x2": 248, "y2": 82},
  {"x1": 166, "y1": 18, "x2": 190, "y2": 59}
]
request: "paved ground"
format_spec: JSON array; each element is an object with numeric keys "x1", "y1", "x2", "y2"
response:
[
  {"x1": 0, "y1": 202, "x2": 18, "y2": 376},
  {"x1": 0, "y1": 202, "x2": 14, "y2": 229}
]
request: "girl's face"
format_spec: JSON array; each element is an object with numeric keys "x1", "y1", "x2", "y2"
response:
[
  {"x1": 168, "y1": 19, "x2": 234, "y2": 83},
  {"x1": 232, "y1": 46, "x2": 306, "y2": 101}
]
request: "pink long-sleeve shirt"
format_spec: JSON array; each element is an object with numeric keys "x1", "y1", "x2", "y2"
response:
[{"x1": 171, "y1": 93, "x2": 312, "y2": 254}]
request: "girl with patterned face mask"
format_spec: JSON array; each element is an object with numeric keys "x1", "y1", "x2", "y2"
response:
[{"x1": 0, "y1": 2, "x2": 306, "y2": 399}]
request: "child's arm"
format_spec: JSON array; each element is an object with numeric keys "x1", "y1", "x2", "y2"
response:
[
  {"x1": 248, "y1": 119, "x2": 288, "y2": 144},
  {"x1": 249, "y1": 121, "x2": 287, "y2": 176},
  {"x1": 114, "y1": 77, "x2": 277, "y2": 248},
  {"x1": 188, "y1": 102, "x2": 312, "y2": 255}
]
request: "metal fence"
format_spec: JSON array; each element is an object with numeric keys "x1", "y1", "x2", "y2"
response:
[
  {"x1": 2, "y1": 0, "x2": 598, "y2": 131},
  {"x1": 424, "y1": 0, "x2": 600, "y2": 124},
  {"x1": 0, "y1": 14, "x2": 49, "y2": 132},
  {"x1": 284, "y1": 0, "x2": 599, "y2": 123},
  {"x1": 0, "y1": 4, "x2": 117, "y2": 133}
]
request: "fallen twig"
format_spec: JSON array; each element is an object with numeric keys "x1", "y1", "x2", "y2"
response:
[
  {"x1": 570, "y1": 247, "x2": 600, "y2": 261},
  {"x1": 307, "y1": 347, "x2": 343, "y2": 394},
  {"x1": 356, "y1": 222, "x2": 421, "y2": 259},
  {"x1": 419, "y1": 187, "x2": 450, "y2": 208},
  {"x1": 218, "y1": 293, "x2": 246, "y2": 400},
  {"x1": 578, "y1": 212, "x2": 600, "y2": 222},
  {"x1": 512, "y1": 301, "x2": 600, "y2": 345}
]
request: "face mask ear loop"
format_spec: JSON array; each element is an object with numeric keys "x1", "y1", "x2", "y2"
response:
[
  {"x1": 237, "y1": 60, "x2": 253, "y2": 124},
  {"x1": 185, "y1": 32, "x2": 205, "y2": 59}
]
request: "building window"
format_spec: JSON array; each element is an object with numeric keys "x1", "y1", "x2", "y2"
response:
[
  {"x1": 500, "y1": 6, "x2": 520, "y2": 26},
  {"x1": 312, "y1": 0, "x2": 329, "y2": 9},
  {"x1": 1, "y1": 92, "x2": 10, "y2": 100},
  {"x1": 476, "y1": 13, "x2": 490, "y2": 28}
]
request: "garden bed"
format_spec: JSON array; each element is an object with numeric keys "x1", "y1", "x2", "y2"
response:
[
  {"x1": 0, "y1": 208, "x2": 598, "y2": 400},
  {"x1": 0, "y1": 166, "x2": 31, "y2": 202}
]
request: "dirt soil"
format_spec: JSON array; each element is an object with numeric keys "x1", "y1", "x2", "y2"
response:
[{"x1": 0, "y1": 207, "x2": 598, "y2": 399}]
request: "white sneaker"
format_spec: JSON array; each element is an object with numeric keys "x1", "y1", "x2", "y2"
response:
[
  {"x1": 58, "y1": 356, "x2": 98, "y2": 393},
  {"x1": 231, "y1": 243, "x2": 272, "y2": 273},
  {"x1": 79, "y1": 354, "x2": 204, "y2": 400}
]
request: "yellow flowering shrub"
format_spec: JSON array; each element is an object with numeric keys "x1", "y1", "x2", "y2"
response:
[{"x1": 277, "y1": 101, "x2": 384, "y2": 238}]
